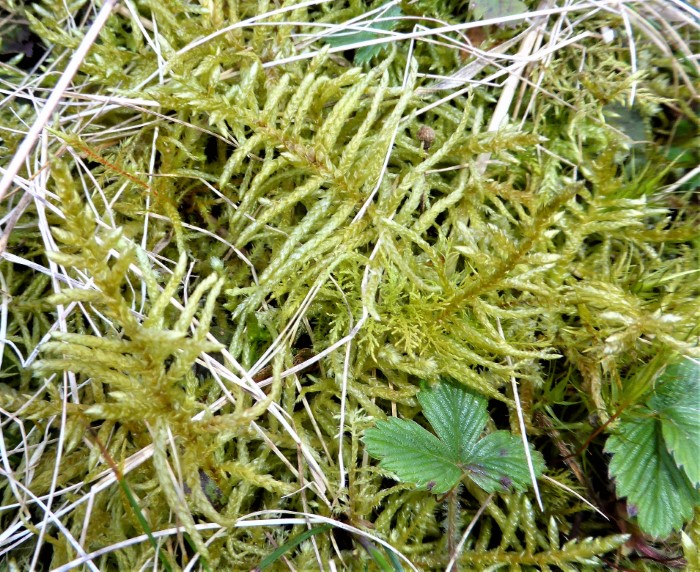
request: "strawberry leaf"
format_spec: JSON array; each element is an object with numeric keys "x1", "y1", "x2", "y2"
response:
[
  {"x1": 466, "y1": 431, "x2": 545, "y2": 493},
  {"x1": 649, "y1": 358, "x2": 700, "y2": 486},
  {"x1": 606, "y1": 412, "x2": 700, "y2": 538},
  {"x1": 417, "y1": 382, "x2": 487, "y2": 459},
  {"x1": 324, "y1": 6, "x2": 402, "y2": 65},
  {"x1": 364, "y1": 380, "x2": 545, "y2": 495},
  {"x1": 363, "y1": 417, "x2": 462, "y2": 493},
  {"x1": 470, "y1": 0, "x2": 528, "y2": 21},
  {"x1": 659, "y1": 404, "x2": 700, "y2": 487}
]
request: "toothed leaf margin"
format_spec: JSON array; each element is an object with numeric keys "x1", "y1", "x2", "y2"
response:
[{"x1": 364, "y1": 380, "x2": 544, "y2": 494}]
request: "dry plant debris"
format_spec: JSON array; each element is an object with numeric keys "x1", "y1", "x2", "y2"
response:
[{"x1": 0, "y1": 0, "x2": 699, "y2": 570}]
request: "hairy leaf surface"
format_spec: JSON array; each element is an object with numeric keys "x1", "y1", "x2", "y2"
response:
[
  {"x1": 466, "y1": 431, "x2": 545, "y2": 493},
  {"x1": 364, "y1": 381, "x2": 544, "y2": 494},
  {"x1": 606, "y1": 412, "x2": 700, "y2": 538},
  {"x1": 418, "y1": 382, "x2": 487, "y2": 460},
  {"x1": 325, "y1": 5, "x2": 402, "y2": 65},
  {"x1": 470, "y1": 0, "x2": 528, "y2": 20},
  {"x1": 363, "y1": 417, "x2": 462, "y2": 493},
  {"x1": 649, "y1": 358, "x2": 700, "y2": 486}
]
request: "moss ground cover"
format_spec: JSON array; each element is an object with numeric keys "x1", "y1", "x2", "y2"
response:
[{"x1": 0, "y1": 0, "x2": 698, "y2": 569}]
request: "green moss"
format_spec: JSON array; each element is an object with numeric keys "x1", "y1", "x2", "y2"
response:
[{"x1": 0, "y1": 0, "x2": 698, "y2": 569}]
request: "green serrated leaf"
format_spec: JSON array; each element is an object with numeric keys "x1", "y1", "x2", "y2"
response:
[
  {"x1": 469, "y1": 0, "x2": 528, "y2": 21},
  {"x1": 649, "y1": 358, "x2": 700, "y2": 410},
  {"x1": 465, "y1": 431, "x2": 545, "y2": 493},
  {"x1": 363, "y1": 417, "x2": 462, "y2": 493},
  {"x1": 650, "y1": 358, "x2": 700, "y2": 487},
  {"x1": 606, "y1": 413, "x2": 700, "y2": 538},
  {"x1": 659, "y1": 405, "x2": 700, "y2": 487},
  {"x1": 353, "y1": 45, "x2": 382, "y2": 66},
  {"x1": 364, "y1": 381, "x2": 545, "y2": 495},
  {"x1": 418, "y1": 381, "x2": 487, "y2": 459},
  {"x1": 325, "y1": 6, "x2": 402, "y2": 65},
  {"x1": 603, "y1": 103, "x2": 648, "y2": 144}
]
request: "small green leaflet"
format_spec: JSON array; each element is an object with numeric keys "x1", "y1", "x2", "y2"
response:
[
  {"x1": 469, "y1": 0, "x2": 528, "y2": 21},
  {"x1": 649, "y1": 358, "x2": 700, "y2": 487},
  {"x1": 603, "y1": 103, "x2": 648, "y2": 145},
  {"x1": 606, "y1": 414, "x2": 699, "y2": 538},
  {"x1": 324, "y1": 6, "x2": 402, "y2": 65},
  {"x1": 606, "y1": 357, "x2": 700, "y2": 538},
  {"x1": 363, "y1": 381, "x2": 544, "y2": 494}
]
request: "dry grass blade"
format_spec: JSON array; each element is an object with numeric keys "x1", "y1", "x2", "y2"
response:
[
  {"x1": 0, "y1": 0, "x2": 118, "y2": 202},
  {"x1": 0, "y1": 0, "x2": 697, "y2": 569}
]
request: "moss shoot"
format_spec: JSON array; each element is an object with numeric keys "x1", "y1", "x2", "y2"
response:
[{"x1": 0, "y1": 0, "x2": 698, "y2": 570}]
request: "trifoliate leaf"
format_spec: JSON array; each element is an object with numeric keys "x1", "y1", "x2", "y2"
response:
[
  {"x1": 465, "y1": 431, "x2": 545, "y2": 493},
  {"x1": 470, "y1": 0, "x2": 528, "y2": 21},
  {"x1": 325, "y1": 6, "x2": 402, "y2": 65},
  {"x1": 363, "y1": 417, "x2": 462, "y2": 493},
  {"x1": 606, "y1": 412, "x2": 700, "y2": 538},
  {"x1": 649, "y1": 358, "x2": 700, "y2": 487},
  {"x1": 364, "y1": 380, "x2": 545, "y2": 495},
  {"x1": 417, "y1": 381, "x2": 488, "y2": 460}
]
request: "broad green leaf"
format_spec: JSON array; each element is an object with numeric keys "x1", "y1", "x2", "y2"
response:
[
  {"x1": 465, "y1": 431, "x2": 545, "y2": 493},
  {"x1": 418, "y1": 381, "x2": 487, "y2": 459},
  {"x1": 363, "y1": 417, "x2": 462, "y2": 493},
  {"x1": 649, "y1": 358, "x2": 700, "y2": 487},
  {"x1": 364, "y1": 380, "x2": 545, "y2": 495},
  {"x1": 649, "y1": 358, "x2": 700, "y2": 410},
  {"x1": 660, "y1": 405, "x2": 700, "y2": 487},
  {"x1": 603, "y1": 103, "x2": 648, "y2": 145},
  {"x1": 470, "y1": 0, "x2": 528, "y2": 21},
  {"x1": 325, "y1": 6, "x2": 402, "y2": 65},
  {"x1": 606, "y1": 413, "x2": 700, "y2": 538}
]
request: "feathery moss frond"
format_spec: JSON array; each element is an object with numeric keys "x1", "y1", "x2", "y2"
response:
[{"x1": 1, "y1": 0, "x2": 698, "y2": 569}]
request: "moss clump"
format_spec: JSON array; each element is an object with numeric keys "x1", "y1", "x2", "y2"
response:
[{"x1": 0, "y1": 0, "x2": 698, "y2": 569}]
